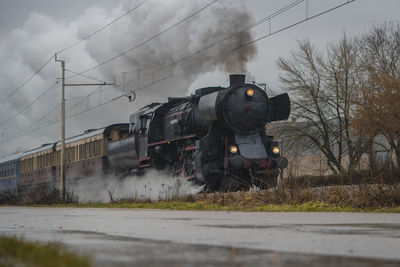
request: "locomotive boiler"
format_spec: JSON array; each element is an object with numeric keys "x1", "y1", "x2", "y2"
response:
[{"x1": 108, "y1": 74, "x2": 290, "y2": 190}]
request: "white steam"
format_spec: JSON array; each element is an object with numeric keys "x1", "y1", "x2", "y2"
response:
[
  {"x1": 68, "y1": 170, "x2": 204, "y2": 203},
  {"x1": 0, "y1": 0, "x2": 257, "y2": 157}
]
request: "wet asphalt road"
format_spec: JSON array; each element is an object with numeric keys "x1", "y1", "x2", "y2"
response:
[{"x1": 1, "y1": 207, "x2": 400, "y2": 266}]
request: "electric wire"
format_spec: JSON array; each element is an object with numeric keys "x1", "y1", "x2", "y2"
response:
[
  {"x1": 236, "y1": 0, "x2": 356, "y2": 50},
  {"x1": 49, "y1": 0, "x2": 356, "y2": 124},
  {"x1": 0, "y1": 73, "x2": 174, "y2": 145},
  {"x1": 77, "y1": 0, "x2": 307, "y2": 97},
  {"x1": 1, "y1": 0, "x2": 354, "y2": 145},
  {"x1": 66, "y1": 0, "x2": 219, "y2": 79},
  {"x1": 65, "y1": 69, "x2": 107, "y2": 83},
  {"x1": 0, "y1": 0, "x2": 146, "y2": 118},
  {"x1": 0, "y1": 0, "x2": 210, "y2": 130}
]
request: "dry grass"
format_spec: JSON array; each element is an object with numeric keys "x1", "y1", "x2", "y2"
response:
[
  {"x1": 184, "y1": 184, "x2": 400, "y2": 210},
  {"x1": 1, "y1": 169, "x2": 400, "y2": 211},
  {"x1": 0, "y1": 186, "x2": 78, "y2": 205}
]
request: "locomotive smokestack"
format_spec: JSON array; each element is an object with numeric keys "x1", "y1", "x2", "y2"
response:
[{"x1": 229, "y1": 74, "x2": 245, "y2": 87}]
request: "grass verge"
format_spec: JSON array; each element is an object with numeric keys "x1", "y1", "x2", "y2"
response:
[
  {"x1": 22, "y1": 201, "x2": 400, "y2": 213},
  {"x1": 0, "y1": 236, "x2": 90, "y2": 267}
]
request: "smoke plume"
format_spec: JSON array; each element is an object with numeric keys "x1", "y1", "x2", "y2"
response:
[{"x1": 0, "y1": 0, "x2": 257, "y2": 156}]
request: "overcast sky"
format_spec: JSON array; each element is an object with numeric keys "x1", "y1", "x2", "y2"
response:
[{"x1": 0, "y1": 0, "x2": 399, "y2": 157}]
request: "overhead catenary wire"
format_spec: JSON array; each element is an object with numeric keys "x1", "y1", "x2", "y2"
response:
[
  {"x1": 236, "y1": 0, "x2": 356, "y2": 50},
  {"x1": 0, "y1": 0, "x2": 147, "y2": 115},
  {"x1": 0, "y1": 0, "x2": 355, "y2": 146},
  {"x1": 92, "y1": 0, "x2": 309, "y2": 97},
  {"x1": 72, "y1": 0, "x2": 308, "y2": 98},
  {"x1": 65, "y1": 69, "x2": 107, "y2": 84},
  {"x1": 55, "y1": 0, "x2": 357, "y2": 121},
  {"x1": 66, "y1": 0, "x2": 219, "y2": 79},
  {"x1": 0, "y1": 0, "x2": 210, "y2": 131},
  {"x1": 0, "y1": 73, "x2": 174, "y2": 145},
  {"x1": 38, "y1": 0, "x2": 351, "y2": 119}
]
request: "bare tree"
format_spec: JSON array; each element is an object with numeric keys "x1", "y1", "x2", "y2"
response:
[{"x1": 277, "y1": 36, "x2": 367, "y2": 174}]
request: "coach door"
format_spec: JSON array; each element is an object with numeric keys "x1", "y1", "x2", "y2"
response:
[{"x1": 138, "y1": 114, "x2": 151, "y2": 161}]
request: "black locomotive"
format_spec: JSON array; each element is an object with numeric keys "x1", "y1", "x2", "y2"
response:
[
  {"x1": 108, "y1": 74, "x2": 290, "y2": 190},
  {"x1": 0, "y1": 74, "x2": 290, "y2": 194}
]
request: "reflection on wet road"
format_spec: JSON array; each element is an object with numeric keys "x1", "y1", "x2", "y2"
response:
[{"x1": 1, "y1": 207, "x2": 400, "y2": 266}]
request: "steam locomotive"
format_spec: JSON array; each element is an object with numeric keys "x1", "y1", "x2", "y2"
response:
[{"x1": 0, "y1": 74, "x2": 290, "y2": 193}]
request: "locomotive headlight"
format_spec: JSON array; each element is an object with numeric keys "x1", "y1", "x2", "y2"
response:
[
  {"x1": 230, "y1": 146, "x2": 238, "y2": 154},
  {"x1": 272, "y1": 146, "x2": 280, "y2": 155},
  {"x1": 246, "y1": 88, "x2": 254, "y2": 97}
]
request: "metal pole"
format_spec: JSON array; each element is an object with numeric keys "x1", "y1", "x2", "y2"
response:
[
  {"x1": 61, "y1": 60, "x2": 66, "y2": 202},
  {"x1": 55, "y1": 54, "x2": 113, "y2": 202}
]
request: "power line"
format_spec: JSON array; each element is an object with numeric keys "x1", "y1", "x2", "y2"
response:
[
  {"x1": 0, "y1": 73, "x2": 174, "y2": 145},
  {"x1": 109, "y1": 0, "x2": 352, "y2": 97},
  {"x1": 66, "y1": 0, "x2": 219, "y2": 79},
  {"x1": 62, "y1": 0, "x2": 355, "y2": 119},
  {"x1": 0, "y1": 0, "x2": 215, "y2": 127},
  {"x1": 236, "y1": 0, "x2": 356, "y2": 50},
  {"x1": 97, "y1": 0, "x2": 307, "y2": 95},
  {"x1": 65, "y1": 69, "x2": 107, "y2": 83},
  {"x1": 60, "y1": 0, "x2": 317, "y2": 103},
  {"x1": 0, "y1": 0, "x2": 354, "y2": 145},
  {"x1": 0, "y1": 0, "x2": 146, "y2": 111}
]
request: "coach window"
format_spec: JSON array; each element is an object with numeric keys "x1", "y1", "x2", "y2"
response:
[
  {"x1": 91, "y1": 142, "x2": 95, "y2": 157},
  {"x1": 86, "y1": 143, "x2": 90, "y2": 158}
]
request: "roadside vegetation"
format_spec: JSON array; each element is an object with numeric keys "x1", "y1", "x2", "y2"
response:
[
  {"x1": 0, "y1": 236, "x2": 90, "y2": 267},
  {"x1": 1, "y1": 168, "x2": 400, "y2": 212}
]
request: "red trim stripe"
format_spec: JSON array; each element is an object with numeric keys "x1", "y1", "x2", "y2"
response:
[
  {"x1": 147, "y1": 134, "x2": 196, "y2": 147},
  {"x1": 162, "y1": 111, "x2": 183, "y2": 120},
  {"x1": 139, "y1": 164, "x2": 152, "y2": 168}
]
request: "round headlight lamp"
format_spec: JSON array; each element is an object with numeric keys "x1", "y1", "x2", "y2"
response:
[
  {"x1": 272, "y1": 146, "x2": 280, "y2": 155},
  {"x1": 246, "y1": 88, "x2": 254, "y2": 97},
  {"x1": 230, "y1": 146, "x2": 238, "y2": 154}
]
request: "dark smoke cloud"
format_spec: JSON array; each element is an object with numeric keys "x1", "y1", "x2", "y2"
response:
[{"x1": 0, "y1": 0, "x2": 257, "y2": 157}]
